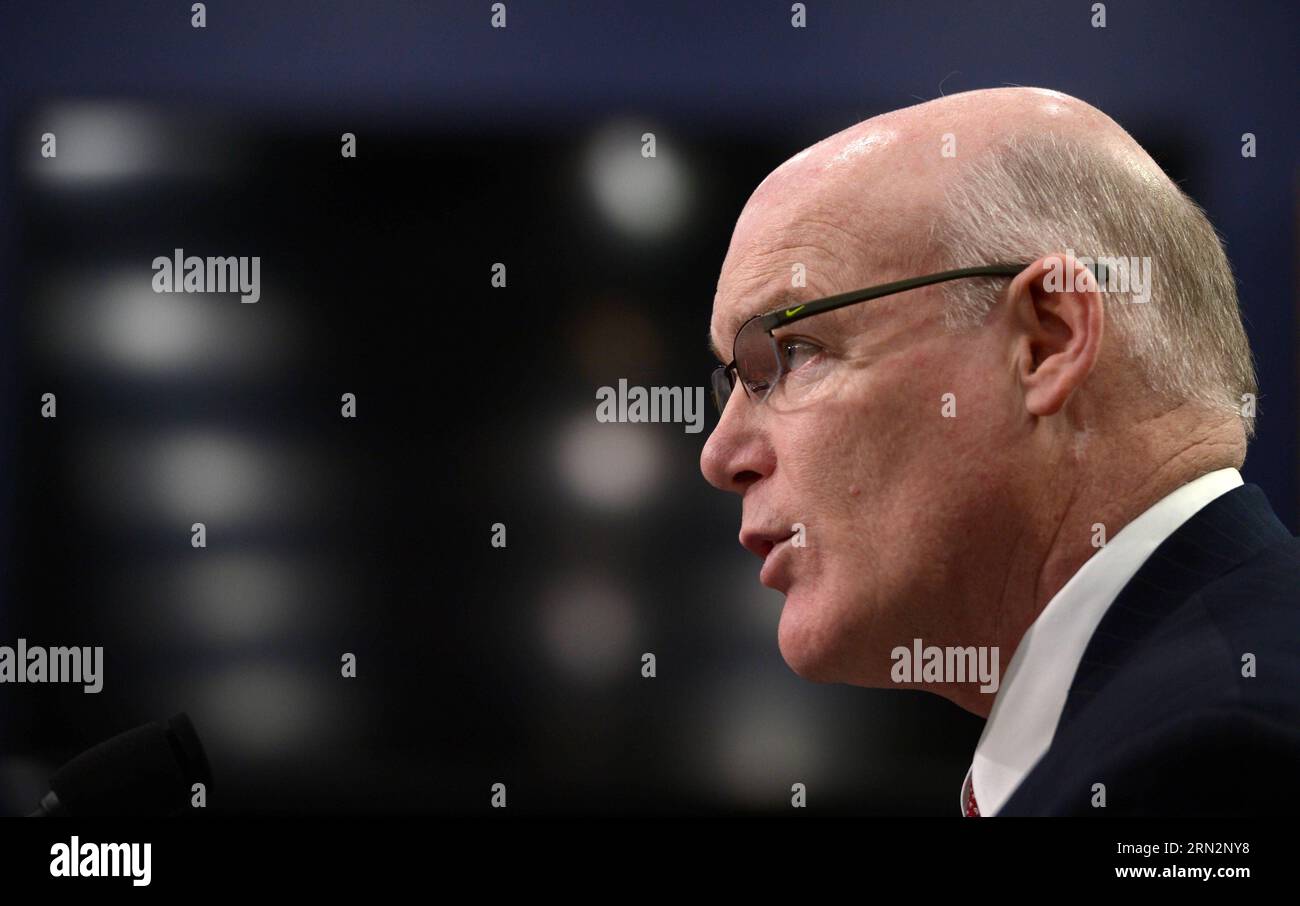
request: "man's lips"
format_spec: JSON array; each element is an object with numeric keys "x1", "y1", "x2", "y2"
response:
[
  {"x1": 740, "y1": 526, "x2": 799, "y2": 592},
  {"x1": 739, "y1": 527, "x2": 795, "y2": 561}
]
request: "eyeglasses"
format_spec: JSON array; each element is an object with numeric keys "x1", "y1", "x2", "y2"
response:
[{"x1": 710, "y1": 263, "x2": 1034, "y2": 415}]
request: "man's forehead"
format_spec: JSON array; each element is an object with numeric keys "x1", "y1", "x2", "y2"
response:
[
  {"x1": 707, "y1": 123, "x2": 941, "y2": 362},
  {"x1": 709, "y1": 214, "x2": 883, "y2": 361}
]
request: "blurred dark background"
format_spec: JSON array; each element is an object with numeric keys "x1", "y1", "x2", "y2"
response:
[{"x1": 0, "y1": 1, "x2": 1295, "y2": 815}]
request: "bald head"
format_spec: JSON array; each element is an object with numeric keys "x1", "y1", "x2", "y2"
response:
[
  {"x1": 727, "y1": 88, "x2": 1172, "y2": 294},
  {"x1": 761, "y1": 87, "x2": 1153, "y2": 183},
  {"x1": 702, "y1": 87, "x2": 1255, "y2": 705}
]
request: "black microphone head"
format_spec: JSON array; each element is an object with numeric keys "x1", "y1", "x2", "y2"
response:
[{"x1": 48, "y1": 712, "x2": 214, "y2": 816}]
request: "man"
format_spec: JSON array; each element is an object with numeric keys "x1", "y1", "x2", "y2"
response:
[{"x1": 700, "y1": 87, "x2": 1300, "y2": 816}]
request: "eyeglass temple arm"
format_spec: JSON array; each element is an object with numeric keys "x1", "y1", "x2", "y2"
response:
[{"x1": 760, "y1": 261, "x2": 1108, "y2": 331}]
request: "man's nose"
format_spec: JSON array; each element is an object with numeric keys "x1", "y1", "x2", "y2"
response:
[{"x1": 699, "y1": 396, "x2": 773, "y2": 494}]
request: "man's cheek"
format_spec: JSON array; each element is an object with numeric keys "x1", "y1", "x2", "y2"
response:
[{"x1": 782, "y1": 443, "x2": 835, "y2": 493}]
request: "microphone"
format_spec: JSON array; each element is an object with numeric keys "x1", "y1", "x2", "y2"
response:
[{"x1": 28, "y1": 712, "x2": 214, "y2": 816}]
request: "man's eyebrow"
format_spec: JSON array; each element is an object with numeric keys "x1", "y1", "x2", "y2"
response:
[{"x1": 709, "y1": 288, "x2": 812, "y2": 363}]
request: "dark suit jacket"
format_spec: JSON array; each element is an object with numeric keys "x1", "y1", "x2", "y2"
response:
[{"x1": 999, "y1": 482, "x2": 1300, "y2": 816}]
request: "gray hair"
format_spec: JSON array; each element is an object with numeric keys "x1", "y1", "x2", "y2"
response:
[{"x1": 932, "y1": 132, "x2": 1257, "y2": 439}]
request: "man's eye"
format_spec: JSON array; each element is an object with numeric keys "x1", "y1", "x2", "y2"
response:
[{"x1": 780, "y1": 339, "x2": 821, "y2": 372}]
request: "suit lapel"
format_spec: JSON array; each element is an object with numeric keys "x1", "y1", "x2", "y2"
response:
[{"x1": 1058, "y1": 483, "x2": 1291, "y2": 728}]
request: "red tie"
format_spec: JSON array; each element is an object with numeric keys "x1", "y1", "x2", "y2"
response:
[{"x1": 965, "y1": 779, "x2": 981, "y2": 817}]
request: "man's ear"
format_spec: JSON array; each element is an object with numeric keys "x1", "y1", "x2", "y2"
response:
[{"x1": 1005, "y1": 254, "x2": 1104, "y2": 418}]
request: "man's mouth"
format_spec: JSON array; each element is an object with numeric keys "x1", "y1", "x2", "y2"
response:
[
  {"x1": 739, "y1": 526, "x2": 799, "y2": 592},
  {"x1": 739, "y1": 526, "x2": 795, "y2": 560}
]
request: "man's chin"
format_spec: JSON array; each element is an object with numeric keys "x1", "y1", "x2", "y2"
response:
[{"x1": 775, "y1": 601, "x2": 842, "y2": 684}]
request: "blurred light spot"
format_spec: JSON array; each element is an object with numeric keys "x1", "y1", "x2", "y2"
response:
[
  {"x1": 696, "y1": 674, "x2": 833, "y2": 805},
  {"x1": 152, "y1": 433, "x2": 295, "y2": 523},
  {"x1": 161, "y1": 554, "x2": 325, "y2": 644},
  {"x1": 538, "y1": 572, "x2": 639, "y2": 683},
  {"x1": 584, "y1": 119, "x2": 692, "y2": 240},
  {"x1": 569, "y1": 299, "x2": 664, "y2": 382},
  {"x1": 555, "y1": 416, "x2": 665, "y2": 510},
  {"x1": 38, "y1": 268, "x2": 291, "y2": 378},
  {"x1": 26, "y1": 102, "x2": 231, "y2": 185},
  {"x1": 197, "y1": 664, "x2": 324, "y2": 757},
  {"x1": 83, "y1": 429, "x2": 325, "y2": 527},
  {"x1": 0, "y1": 757, "x2": 50, "y2": 813}
]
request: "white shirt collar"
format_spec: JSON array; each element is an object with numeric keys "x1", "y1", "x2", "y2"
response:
[{"x1": 964, "y1": 467, "x2": 1244, "y2": 816}]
